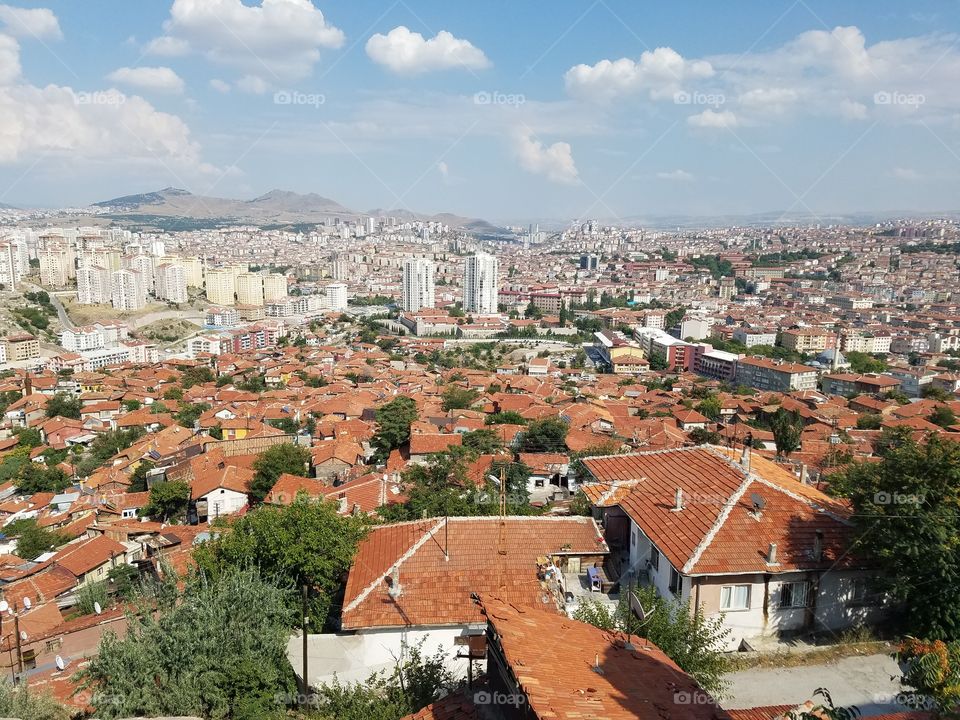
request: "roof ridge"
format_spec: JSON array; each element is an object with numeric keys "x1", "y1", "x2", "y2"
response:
[
  {"x1": 682, "y1": 473, "x2": 755, "y2": 574},
  {"x1": 751, "y1": 475, "x2": 853, "y2": 526},
  {"x1": 342, "y1": 518, "x2": 444, "y2": 614}
]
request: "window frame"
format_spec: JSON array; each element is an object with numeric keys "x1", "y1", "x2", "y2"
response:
[
  {"x1": 719, "y1": 584, "x2": 751, "y2": 611},
  {"x1": 779, "y1": 581, "x2": 809, "y2": 609}
]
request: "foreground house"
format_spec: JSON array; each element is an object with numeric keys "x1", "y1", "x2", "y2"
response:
[
  {"x1": 582, "y1": 445, "x2": 887, "y2": 650},
  {"x1": 296, "y1": 516, "x2": 608, "y2": 686}
]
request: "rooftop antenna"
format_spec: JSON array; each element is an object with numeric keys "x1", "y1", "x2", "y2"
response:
[{"x1": 488, "y1": 468, "x2": 508, "y2": 556}]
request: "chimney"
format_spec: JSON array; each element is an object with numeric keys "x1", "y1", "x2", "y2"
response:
[
  {"x1": 767, "y1": 542, "x2": 778, "y2": 565},
  {"x1": 799, "y1": 464, "x2": 808, "y2": 485},
  {"x1": 337, "y1": 496, "x2": 347, "y2": 514},
  {"x1": 671, "y1": 488, "x2": 683, "y2": 512},
  {"x1": 741, "y1": 434, "x2": 752, "y2": 472},
  {"x1": 23, "y1": 372, "x2": 31, "y2": 397},
  {"x1": 387, "y1": 566, "x2": 402, "y2": 599},
  {"x1": 813, "y1": 530, "x2": 823, "y2": 562},
  {"x1": 379, "y1": 474, "x2": 388, "y2": 507}
]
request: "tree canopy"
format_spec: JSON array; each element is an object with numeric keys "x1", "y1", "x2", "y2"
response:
[
  {"x1": 371, "y1": 396, "x2": 418, "y2": 462},
  {"x1": 517, "y1": 417, "x2": 568, "y2": 453},
  {"x1": 249, "y1": 443, "x2": 311, "y2": 503}
]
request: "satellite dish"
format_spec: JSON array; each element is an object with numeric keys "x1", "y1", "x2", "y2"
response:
[
  {"x1": 19, "y1": 631, "x2": 26, "y2": 641},
  {"x1": 636, "y1": 603, "x2": 656, "y2": 622},
  {"x1": 750, "y1": 493, "x2": 766, "y2": 511},
  {"x1": 0, "y1": 601, "x2": 8, "y2": 613},
  {"x1": 22, "y1": 597, "x2": 31, "y2": 609},
  {"x1": 93, "y1": 602, "x2": 102, "y2": 615},
  {"x1": 487, "y1": 474, "x2": 501, "y2": 487},
  {"x1": 55, "y1": 655, "x2": 65, "y2": 671}
]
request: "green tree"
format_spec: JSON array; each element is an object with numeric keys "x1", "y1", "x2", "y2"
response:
[
  {"x1": 897, "y1": 638, "x2": 960, "y2": 717},
  {"x1": 126, "y1": 460, "x2": 155, "y2": 493},
  {"x1": 107, "y1": 564, "x2": 143, "y2": 600},
  {"x1": 141, "y1": 480, "x2": 190, "y2": 523},
  {"x1": 695, "y1": 395, "x2": 721, "y2": 421},
  {"x1": 14, "y1": 427, "x2": 42, "y2": 448},
  {"x1": 180, "y1": 365, "x2": 215, "y2": 389},
  {"x1": 845, "y1": 351, "x2": 887, "y2": 375},
  {"x1": 77, "y1": 568, "x2": 297, "y2": 720},
  {"x1": 648, "y1": 352, "x2": 669, "y2": 371},
  {"x1": 0, "y1": 679, "x2": 69, "y2": 720},
  {"x1": 174, "y1": 402, "x2": 210, "y2": 429},
  {"x1": 461, "y1": 428, "x2": 503, "y2": 454},
  {"x1": 929, "y1": 405, "x2": 957, "y2": 429},
  {"x1": 440, "y1": 385, "x2": 479, "y2": 412},
  {"x1": 45, "y1": 392, "x2": 81, "y2": 419},
  {"x1": 371, "y1": 396, "x2": 418, "y2": 462},
  {"x1": 770, "y1": 408, "x2": 803, "y2": 458},
  {"x1": 16, "y1": 462, "x2": 70, "y2": 494},
  {"x1": 485, "y1": 411, "x2": 527, "y2": 426},
  {"x1": 856, "y1": 413, "x2": 883, "y2": 430},
  {"x1": 121, "y1": 399, "x2": 142, "y2": 412},
  {"x1": 12, "y1": 520, "x2": 66, "y2": 560},
  {"x1": 689, "y1": 428, "x2": 722, "y2": 445},
  {"x1": 828, "y1": 435, "x2": 960, "y2": 638},
  {"x1": 518, "y1": 417, "x2": 568, "y2": 453},
  {"x1": 76, "y1": 580, "x2": 109, "y2": 615},
  {"x1": 249, "y1": 443, "x2": 311, "y2": 503},
  {"x1": 574, "y1": 583, "x2": 730, "y2": 696},
  {"x1": 193, "y1": 497, "x2": 368, "y2": 629}
]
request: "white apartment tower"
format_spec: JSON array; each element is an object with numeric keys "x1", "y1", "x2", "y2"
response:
[
  {"x1": 402, "y1": 257, "x2": 435, "y2": 312},
  {"x1": 155, "y1": 263, "x2": 188, "y2": 304},
  {"x1": 111, "y1": 269, "x2": 147, "y2": 311},
  {"x1": 326, "y1": 283, "x2": 348, "y2": 312},
  {"x1": 263, "y1": 274, "x2": 287, "y2": 303},
  {"x1": 77, "y1": 265, "x2": 112, "y2": 304},
  {"x1": 463, "y1": 252, "x2": 499, "y2": 314},
  {"x1": 205, "y1": 269, "x2": 236, "y2": 306},
  {"x1": 38, "y1": 246, "x2": 73, "y2": 287},
  {"x1": 0, "y1": 243, "x2": 21, "y2": 290},
  {"x1": 235, "y1": 273, "x2": 265, "y2": 306}
]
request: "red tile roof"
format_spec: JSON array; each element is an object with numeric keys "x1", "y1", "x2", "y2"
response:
[{"x1": 342, "y1": 516, "x2": 608, "y2": 630}]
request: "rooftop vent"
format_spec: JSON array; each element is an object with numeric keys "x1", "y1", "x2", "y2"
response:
[
  {"x1": 671, "y1": 488, "x2": 684, "y2": 512},
  {"x1": 766, "y1": 542, "x2": 778, "y2": 565}
]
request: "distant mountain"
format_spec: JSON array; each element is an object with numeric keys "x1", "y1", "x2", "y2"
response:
[
  {"x1": 92, "y1": 188, "x2": 500, "y2": 231},
  {"x1": 0, "y1": 202, "x2": 21, "y2": 210}
]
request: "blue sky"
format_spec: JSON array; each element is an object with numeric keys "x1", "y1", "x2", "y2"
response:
[{"x1": 1, "y1": 0, "x2": 959, "y2": 223}]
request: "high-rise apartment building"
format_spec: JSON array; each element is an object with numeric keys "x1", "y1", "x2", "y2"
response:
[
  {"x1": 236, "y1": 273, "x2": 265, "y2": 306},
  {"x1": 77, "y1": 265, "x2": 112, "y2": 304},
  {"x1": 155, "y1": 263, "x2": 188, "y2": 304},
  {"x1": 402, "y1": 257, "x2": 435, "y2": 312},
  {"x1": 0, "y1": 243, "x2": 21, "y2": 290},
  {"x1": 111, "y1": 269, "x2": 146, "y2": 311},
  {"x1": 205, "y1": 269, "x2": 236, "y2": 306},
  {"x1": 326, "y1": 283, "x2": 348, "y2": 312},
  {"x1": 263, "y1": 274, "x2": 288, "y2": 303},
  {"x1": 39, "y1": 246, "x2": 72, "y2": 287},
  {"x1": 463, "y1": 252, "x2": 499, "y2": 314}
]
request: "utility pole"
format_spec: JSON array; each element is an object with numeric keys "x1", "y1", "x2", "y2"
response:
[{"x1": 300, "y1": 584, "x2": 309, "y2": 703}]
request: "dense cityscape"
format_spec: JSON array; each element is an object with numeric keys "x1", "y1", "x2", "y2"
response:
[{"x1": 1, "y1": 1, "x2": 960, "y2": 720}]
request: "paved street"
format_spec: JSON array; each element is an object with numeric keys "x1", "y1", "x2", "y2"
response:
[{"x1": 724, "y1": 653, "x2": 913, "y2": 717}]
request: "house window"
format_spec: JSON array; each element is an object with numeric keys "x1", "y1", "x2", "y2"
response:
[
  {"x1": 850, "y1": 578, "x2": 881, "y2": 605},
  {"x1": 720, "y1": 584, "x2": 750, "y2": 610},
  {"x1": 780, "y1": 582, "x2": 809, "y2": 609},
  {"x1": 668, "y1": 567, "x2": 681, "y2": 595},
  {"x1": 648, "y1": 546, "x2": 659, "y2": 572},
  {"x1": 631, "y1": 530, "x2": 636, "y2": 547}
]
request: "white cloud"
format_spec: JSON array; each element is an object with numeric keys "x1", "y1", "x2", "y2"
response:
[
  {"x1": 891, "y1": 167, "x2": 921, "y2": 181},
  {"x1": 657, "y1": 169, "x2": 694, "y2": 182},
  {"x1": 0, "y1": 33, "x2": 20, "y2": 84},
  {"x1": 366, "y1": 26, "x2": 490, "y2": 74},
  {"x1": 209, "y1": 78, "x2": 231, "y2": 93},
  {"x1": 107, "y1": 66, "x2": 185, "y2": 94},
  {"x1": 437, "y1": 160, "x2": 449, "y2": 178},
  {"x1": 687, "y1": 109, "x2": 738, "y2": 129},
  {"x1": 513, "y1": 130, "x2": 578, "y2": 185},
  {"x1": 236, "y1": 75, "x2": 268, "y2": 94},
  {"x1": 0, "y1": 5, "x2": 61, "y2": 40},
  {"x1": 565, "y1": 47, "x2": 714, "y2": 102},
  {"x1": 839, "y1": 98, "x2": 868, "y2": 120},
  {"x1": 144, "y1": 35, "x2": 190, "y2": 57},
  {"x1": 148, "y1": 0, "x2": 344, "y2": 83},
  {"x1": 737, "y1": 87, "x2": 799, "y2": 115}
]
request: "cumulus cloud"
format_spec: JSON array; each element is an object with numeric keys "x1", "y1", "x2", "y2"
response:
[
  {"x1": 0, "y1": 32, "x2": 20, "y2": 84},
  {"x1": 565, "y1": 47, "x2": 714, "y2": 102},
  {"x1": 0, "y1": 5, "x2": 61, "y2": 40},
  {"x1": 107, "y1": 66, "x2": 185, "y2": 94},
  {"x1": 144, "y1": 35, "x2": 190, "y2": 57},
  {"x1": 437, "y1": 160, "x2": 449, "y2": 178},
  {"x1": 891, "y1": 167, "x2": 921, "y2": 181},
  {"x1": 657, "y1": 169, "x2": 694, "y2": 182},
  {"x1": 235, "y1": 74, "x2": 269, "y2": 94},
  {"x1": 146, "y1": 0, "x2": 344, "y2": 83},
  {"x1": 513, "y1": 130, "x2": 578, "y2": 184},
  {"x1": 209, "y1": 78, "x2": 231, "y2": 93},
  {"x1": 687, "y1": 109, "x2": 739, "y2": 129},
  {"x1": 365, "y1": 26, "x2": 490, "y2": 74}
]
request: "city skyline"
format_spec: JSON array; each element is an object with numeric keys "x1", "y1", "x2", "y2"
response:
[{"x1": 0, "y1": 0, "x2": 959, "y2": 223}]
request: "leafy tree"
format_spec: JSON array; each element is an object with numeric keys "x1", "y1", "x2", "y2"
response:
[
  {"x1": 785, "y1": 688, "x2": 861, "y2": 719},
  {"x1": 664, "y1": 306, "x2": 686, "y2": 329},
  {"x1": 268, "y1": 416, "x2": 300, "y2": 434},
  {"x1": 14, "y1": 427, "x2": 42, "y2": 448},
  {"x1": 126, "y1": 460, "x2": 155, "y2": 493},
  {"x1": 0, "y1": 679, "x2": 69, "y2": 720},
  {"x1": 121, "y1": 399, "x2": 142, "y2": 412},
  {"x1": 16, "y1": 462, "x2": 70, "y2": 494},
  {"x1": 896, "y1": 638, "x2": 960, "y2": 717},
  {"x1": 695, "y1": 395, "x2": 721, "y2": 421},
  {"x1": 141, "y1": 480, "x2": 190, "y2": 523},
  {"x1": 193, "y1": 497, "x2": 368, "y2": 629},
  {"x1": 929, "y1": 405, "x2": 957, "y2": 429},
  {"x1": 689, "y1": 428, "x2": 722, "y2": 445},
  {"x1": 45, "y1": 392, "x2": 81, "y2": 419},
  {"x1": 517, "y1": 417, "x2": 568, "y2": 453},
  {"x1": 440, "y1": 385, "x2": 479, "y2": 412},
  {"x1": 313, "y1": 641, "x2": 459, "y2": 720},
  {"x1": 922, "y1": 386, "x2": 953, "y2": 402},
  {"x1": 371, "y1": 396, "x2": 418, "y2": 462},
  {"x1": 77, "y1": 580, "x2": 109, "y2": 615},
  {"x1": 770, "y1": 408, "x2": 803, "y2": 458},
  {"x1": 855, "y1": 413, "x2": 883, "y2": 430},
  {"x1": 175, "y1": 402, "x2": 210, "y2": 429},
  {"x1": 828, "y1": 435, "x2": 960, "y2": 638},
  {"x1": 77, "y1": 567, "x2": 297, "y2": 720},
  {"x1": 574, "y1": 583, "x2": 730, "y2": 696},
  {"x1": 163, "y1": 385, "x2": 184, "y2": 401},
  {"x1": 107, "y1": 564, "x2": 143, "y2": 600},
  {"x1": 845, "y1": 351, "x2": 887, "y2": 375},
  {"x1": 13, "y1": 520, "x2": 66, "y2": 560},
  {"x1": 237, "y1": 374, "x2": 266, "y2": 393},
  {"x1": 485, "y1": 411, "x2": 527, "y2": 425},
  {"x1": 249, "y1": 443, "x2": 311, "y2": 503},
  {"x1": 648, "y1": 352, "x2": 669, "y2": 371},
  {"x1": 180, "y1": 365, "x2": 215, "y2": 389},
  {"x1": 461, "y1": 428, "x2": 503, "y2": 454}
]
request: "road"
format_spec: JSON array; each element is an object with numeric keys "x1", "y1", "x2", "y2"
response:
[
  {"x1": 23, "y1": 280, "x2": 73, "y2": 329},
  {"x1": 724, "y1": 653, "x2": 914, "y2": 717}
]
